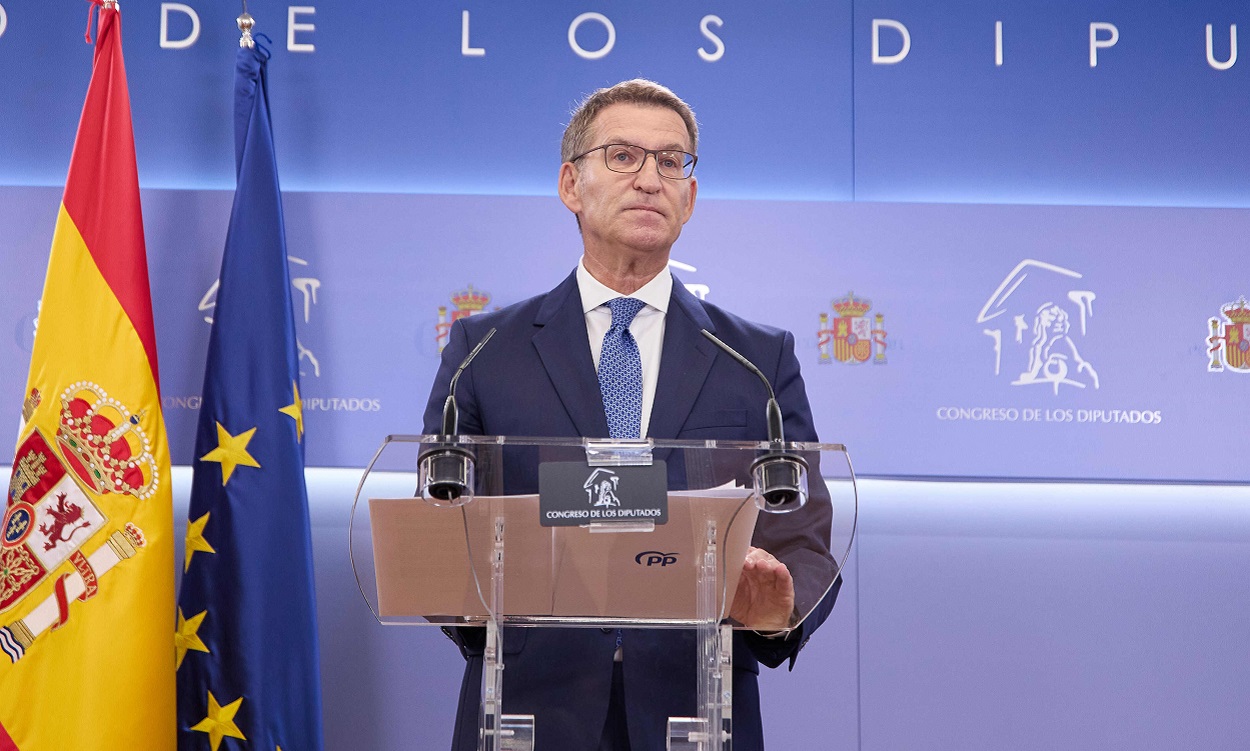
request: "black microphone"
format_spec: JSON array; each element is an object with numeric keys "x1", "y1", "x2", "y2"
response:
[
  {"x1": 700, "y1": 329, "x2": 808, "y2": 510},
  {"x1": 420, "y1": 327, "x2": 496, "y2": 504},
  {"x1": 441, "y1": 327, "x2": 496, "y2": 436}
]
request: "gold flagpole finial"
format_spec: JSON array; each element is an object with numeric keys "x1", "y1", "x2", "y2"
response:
[{"x1": 237, "y1": 9, "x2": 255, "y2": 49}]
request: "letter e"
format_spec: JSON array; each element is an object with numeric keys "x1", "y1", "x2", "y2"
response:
[{"x1": 289, "y1": 6, "x2": 316, "y2": 53}]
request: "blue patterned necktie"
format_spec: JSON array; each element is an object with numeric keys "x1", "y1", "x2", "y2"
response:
[{"x1": 598, "y1": 297, "x2": 646, "y2": 439}]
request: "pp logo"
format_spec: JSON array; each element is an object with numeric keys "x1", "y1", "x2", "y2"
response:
[{"x1": 634, "y1": 551, "x2": 678, "y2": 567}]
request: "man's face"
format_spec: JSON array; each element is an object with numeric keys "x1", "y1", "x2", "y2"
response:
[{"x1": 559, "y1": 103, "x2": 698, "y2": 260}]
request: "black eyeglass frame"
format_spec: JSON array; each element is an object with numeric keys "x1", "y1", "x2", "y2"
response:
[{"x1": 569, "y1": 143, "x2": 699, "y2": 180}]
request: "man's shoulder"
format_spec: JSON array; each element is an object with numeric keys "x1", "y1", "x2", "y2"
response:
[
  {"x1": 454, "y1": 272, "x2": 578, "y2": 336},
  {"x1": 456, "y1": 293, "x2": 542, "y2": 333},
  {"x1": 681, "y1": 289, "x2": 790, "y2": 345}
]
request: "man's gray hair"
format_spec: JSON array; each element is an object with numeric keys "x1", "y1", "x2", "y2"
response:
[{"x1": 561, "y1": 79, "x2": 699, "y2": 163}]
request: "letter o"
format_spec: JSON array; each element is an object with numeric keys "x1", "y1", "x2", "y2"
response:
[
  {"x1": 0, "y1": 4, "x2": 8, "y2": 39},
  {"x1": 569, "y1": 12, "x2": 615, "y2": 60}
]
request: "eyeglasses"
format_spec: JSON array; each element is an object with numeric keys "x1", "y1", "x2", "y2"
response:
[{"x1": 570, "y1": 143, "x2": 698, "y2": 180}]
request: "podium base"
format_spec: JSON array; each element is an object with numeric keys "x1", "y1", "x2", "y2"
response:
[
  {"x1": 481, "y1": 714, "x2": 534, "y2": 751},
  {"x1": 668, "y1": 717, "x2": 730, "y2": 751}
]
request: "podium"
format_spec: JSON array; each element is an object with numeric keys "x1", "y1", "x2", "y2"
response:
[{"x1": 350, "y1": 435, "x2": 856, "y2": 751}]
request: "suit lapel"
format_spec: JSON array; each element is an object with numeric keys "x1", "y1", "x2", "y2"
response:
[
  {"x1": 532, "y1": 270, "x2": 611, "y2": 438},
  {"x1": 649, "y1": 277, "x2": 717, "y2": 439}
]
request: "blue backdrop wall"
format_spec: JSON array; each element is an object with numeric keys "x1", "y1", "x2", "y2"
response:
[
  {"x1": 3, "y1": 0, "x2": 1248, "y2": 482},
  {"x1": 3, "y1": 2, "x2": 1249, "y2": 749}
]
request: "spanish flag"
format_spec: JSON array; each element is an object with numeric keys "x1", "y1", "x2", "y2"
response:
[{"x1": 0, "y1": 5, "x2": 175, "y2": 750}]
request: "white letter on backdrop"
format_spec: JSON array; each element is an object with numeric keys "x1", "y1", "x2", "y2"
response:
[
  {"x1": 568, "y1": 12, "x2": 614, "y2": 60},
  {"x1": 1089, "y1": 22, "x2": 1118, "y2": 67},
  {"x1": 872, "y1": 19, "x2": 910, "y2": 64},
  {"x1": 1206, "y1": 24, "x2": 1237, "y2": 70},
  {"x1": 160, "y1": 3, "x2": 200, "y2": 49},
  {"x1": 462, "y1": 10, "x2": 485, "y2": 57},
  {"x1": 289, "y1": 6, "x2": 316, "y2": 53},
  {"x1": 698, "y1": 15, "x2": 725, "y2": 62}
]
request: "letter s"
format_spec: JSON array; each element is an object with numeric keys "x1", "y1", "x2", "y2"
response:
[{"x1": 698, "y1": 15, "x2": 724, "y2": 62}]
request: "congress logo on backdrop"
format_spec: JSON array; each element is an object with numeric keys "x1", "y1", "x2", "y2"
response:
[
  {"x1": 182, "y1": 256, "x2": 380, "y2": 420},
  {"x1": 816, "y1": 291, "x2": 887, "y2": 365},
  {"x1": 976, "y1": 260, "x2": 1098, "y2": 394},
  {"x1": 435, "y1": 285, "x2": 493, "y2": 354},
  {"x1": 1206, "y1": 297, "x2": 1250, "y2": 373},
  {"x1": 199, "y1": 255, "x2": 323, "y2": 377}
]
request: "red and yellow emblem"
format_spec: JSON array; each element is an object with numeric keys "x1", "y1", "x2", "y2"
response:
[
  {"x1": 436, "y1": 284, "x2": 492, "y2": 352},
  {"x1": 2, "y1": 384, "x2": 156, "y2": 619},
  {"x1": 817, "y1": 291, "x2": 889, "y2": 365},
  {"x1": 1208, "y1": 297, "x2": 1250, "y2": 373}
]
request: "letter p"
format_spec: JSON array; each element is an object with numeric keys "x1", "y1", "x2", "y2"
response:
[{"x1": 1089, "y1": 22, "x2": 1118, "y2": 67}]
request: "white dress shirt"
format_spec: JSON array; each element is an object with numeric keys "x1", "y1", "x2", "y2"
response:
[{"x1": 577, "y1": 258, "x2": 670, "y2": 438}]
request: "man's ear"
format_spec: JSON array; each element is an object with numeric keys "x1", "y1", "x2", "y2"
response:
[
  {"x1": 681, "y1": 176, "x2": 698, "y2": 225},
  {"x1": 558, "y1": 162, "x2": 581, "y2": 214}
]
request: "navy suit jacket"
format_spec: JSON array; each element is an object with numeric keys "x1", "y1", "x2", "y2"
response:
[{"x1": 423, "y1": 270, "x2": 840, "y2": 751}]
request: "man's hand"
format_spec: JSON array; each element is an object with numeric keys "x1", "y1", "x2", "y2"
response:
[{"x1": 728, "y1": 546, "x2": 796, "y2": 632}]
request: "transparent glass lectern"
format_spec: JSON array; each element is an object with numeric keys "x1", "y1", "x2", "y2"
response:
[{"x1": 350, "y1": 435, "x2": 856, "y2": 751}]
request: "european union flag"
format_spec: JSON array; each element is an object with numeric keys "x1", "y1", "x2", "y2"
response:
[{"x1": 175, "y1": 38, "x2": 324, "y2": 751}]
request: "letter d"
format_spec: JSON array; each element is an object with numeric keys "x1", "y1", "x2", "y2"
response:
[
  {"x1": 160, "y1": 3, "x2": 200, "y2": 49},
  {"x1": 872, "y1": 19, "x2": 910, "y2": 64}
]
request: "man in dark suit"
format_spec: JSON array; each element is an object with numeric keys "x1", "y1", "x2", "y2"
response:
[{"x1": 423, "y1": 79, "x2": 839, "y2": 751}]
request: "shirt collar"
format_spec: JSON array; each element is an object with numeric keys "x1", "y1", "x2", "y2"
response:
[{"x1": 577, "y1": 257, "x2": 672, "y2": 314}]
